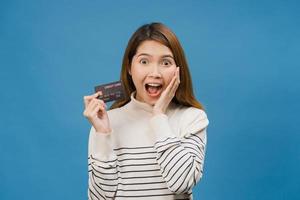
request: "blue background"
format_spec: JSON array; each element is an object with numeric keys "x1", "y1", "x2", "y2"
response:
[{"x1": 1, "y1": 0, "x2": 299, "y2": 199}]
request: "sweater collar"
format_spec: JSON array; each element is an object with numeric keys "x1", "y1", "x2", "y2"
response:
[{"x1": 127, "y1": 91, "x2": 154, "y2": 113}]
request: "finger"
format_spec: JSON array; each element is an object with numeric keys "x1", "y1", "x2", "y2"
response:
[
  {"x1": 167, "y1": 77, "x2": 177, "y2": 96},
  {"x1": 170, "y1": 70, "x2": 180, "y2": 96},
  {"x1": 83, "y1": 92, "x2": 100, "y2": 104},
  {"x1": 97, "y1": 99, "x2": 107, "y2": 109},
  {"x1": 166, "y1": 74, "x2": 177, "y2": 91},
  {"x1": 177, "y1": 67, "x2": 180, "y2": 83},
  {"x1": 90, "y1": 104, "x2": 105, "y2": 117},
  {"x1": 83, "y1": 96, "x2": 90, "y2": 108},
  {"x1": 162, "y1": 77, "x2": 176, "y2": 99},
  {"x1": 168, "y1": 81, "x2": 178, "y2": 98},
  {"x1": 93, "y1": 99, "x2": 107, "y2": 111},
  {"x1": 85, "y1": 99, "x2": 98, "y2": 114},
  {"x1": 92, "y1": 99, "x2": 107, "y2": 110},
  {"x1": 170, "y1": 78, "x2": 180, "y2": 96},
  {"x1": 83, "y1": 91, "x2": 102, "y2": 107},
  {"x1": 83, "y1": 100, "x2": 97, "y2": 117},
  {"x1": 89, "y1": 99, "x2": 105, "y2": 115},
  {"x1": 176, "y1": 67, "x2": 180, "y2": 88}
]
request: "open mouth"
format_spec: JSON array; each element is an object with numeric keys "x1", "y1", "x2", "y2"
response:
[{"x1": 145, "y1": 83, "x2": 163, "y2": 97}]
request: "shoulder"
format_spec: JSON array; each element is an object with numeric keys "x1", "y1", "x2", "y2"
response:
[
  {"x1": 106, "y1": 106, "x2": 125, "y2": 117},
  {"x1": 182, "y1": 107, "x2": 208, "y2": 121},
  {"x1": 170, "y1": 103, "x2": 208, "y2": 121},
  {"x1": 172, "y1": 105, "x2": 209, "y2": 137}
]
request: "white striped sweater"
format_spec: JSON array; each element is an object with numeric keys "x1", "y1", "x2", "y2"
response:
[{"x1": 88, "y1": 92, "x2": 209, "y2": 199}]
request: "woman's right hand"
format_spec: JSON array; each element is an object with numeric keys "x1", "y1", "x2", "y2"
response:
[{"x1": 83, "y1": 92, "x2": 112, "y2": 133}]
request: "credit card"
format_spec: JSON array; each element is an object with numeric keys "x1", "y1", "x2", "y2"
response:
[{"x1": 94, "y1": 81, "x2": 125, "y2": 103}]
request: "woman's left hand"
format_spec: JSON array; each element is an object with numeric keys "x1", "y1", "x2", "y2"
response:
[{"x1": 153, "y1": 67, "x2": 180, "y2": 115}]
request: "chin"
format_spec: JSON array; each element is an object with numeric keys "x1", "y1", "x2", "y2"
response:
[{"x1": 137, "y1": 92, "x2": 159, "y2": 106}]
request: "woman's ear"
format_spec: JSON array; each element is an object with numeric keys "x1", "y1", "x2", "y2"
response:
[{"x1": 128, "y1": 67, "x2": 132, "y2": 76}]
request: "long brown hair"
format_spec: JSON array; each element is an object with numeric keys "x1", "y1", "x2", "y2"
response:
[{"x1": 110, "y1": 22, "x2": 204, "y2": 110}]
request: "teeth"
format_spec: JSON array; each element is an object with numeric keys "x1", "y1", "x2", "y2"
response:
[{"x1": 147, "y1": 83, "x2": 161, "y2": 87}]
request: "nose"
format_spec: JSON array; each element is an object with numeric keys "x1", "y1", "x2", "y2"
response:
[{"x1": 148, "y1": 65, "x2": 162, "y2": 78}]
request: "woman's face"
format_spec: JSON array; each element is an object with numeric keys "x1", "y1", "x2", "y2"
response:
[{"x1": 129, "y1": 40, "x2": 177, "y2": 106}]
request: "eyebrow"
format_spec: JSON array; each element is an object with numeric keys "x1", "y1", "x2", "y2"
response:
[{"x1": 136, "y1": 53, "x2": 174, "y2": 59}]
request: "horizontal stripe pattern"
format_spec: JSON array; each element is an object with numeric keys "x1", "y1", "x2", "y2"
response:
[
  {"x1": 154, "y1": 132, "x2": 206, "y2": 194},
  {"x1": 88, "y1": 155, "x2": 118, "y2": 199},
  {"x1": 88, "y1": 131, "x2": 205, "y2": 199}
]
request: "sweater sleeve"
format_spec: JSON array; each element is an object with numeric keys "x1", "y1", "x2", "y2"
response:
[
  {"x1": 87, "y1": 126, "x2": 118, "y2": 200},
  {"x1": 150, "y1": 108, "x2": 209, "y2": 194}
]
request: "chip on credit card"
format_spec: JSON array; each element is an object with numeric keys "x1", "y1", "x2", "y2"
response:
[{"x1": 94, "y1": 81, "x2": 125, "y2": 103}]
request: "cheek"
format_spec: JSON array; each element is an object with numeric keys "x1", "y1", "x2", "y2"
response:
[
  {"x1": 131, "y1": 66, "x2": 146, "y2": 87},
  {"x1": 164, "y1": 68, "x2": 176, "y2": 85}
]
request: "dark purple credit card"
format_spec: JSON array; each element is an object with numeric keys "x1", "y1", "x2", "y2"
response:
[{"x1": 94, "y1": 81, "x2": 125, "y2": 103}]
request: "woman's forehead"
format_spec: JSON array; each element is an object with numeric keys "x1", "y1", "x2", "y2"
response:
[{"x1": 136, "y1": 40, "x2": 173, "y2": 57}]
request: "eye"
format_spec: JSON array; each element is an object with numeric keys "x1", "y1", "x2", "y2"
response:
[
  {"x1": 139, "y1": 58, "x2": 149, "y2": 65},
  {"x1": 162, "y1": 59, "x2": 172, "y2": 66}
]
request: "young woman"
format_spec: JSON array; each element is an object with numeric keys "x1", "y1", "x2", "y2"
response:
[{"x1": 83, "y1": 22, "x2": 209, "y2": 200}]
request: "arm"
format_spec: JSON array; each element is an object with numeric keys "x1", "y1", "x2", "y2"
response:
[
  {"x1": 150, "y1": 108, "x2": 209, "y2": 194},
  {"x1": 88, "y1": 127, "x2": 118, "y2": 200}
]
